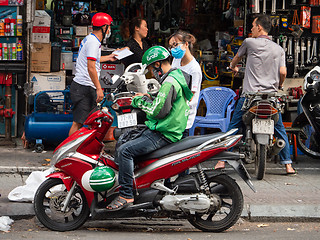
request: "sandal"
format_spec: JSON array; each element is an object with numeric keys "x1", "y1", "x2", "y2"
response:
[
  {"x1": 287, "y1": 168, "x2": 298, "y2": 175},
  {"x1": 106, "y1": 196, "x2": 134, "y2": 211}
]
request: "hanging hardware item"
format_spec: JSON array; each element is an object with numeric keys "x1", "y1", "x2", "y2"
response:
[
  {"x1": 291, "y1": 0, "x2": 296, "y2": 5},
  {"x1": 300, "y1": 38, "x2": 305, "y2": 69},
  {"x1": 293, "y1": 38, "x2": 300, "y2": 78},
  {"x1": 300, "y1": 6, "x2": 311, "y2": 29},
  {"x1": 282, "y1": 0, "x2": 286, "y2": 10},
  {"x1": 281, "y1": 35, "x2": 287, "y2": 52},
  {"x1": 263, "y1": 0, "x2": 266, "y2": 14},
  {"x1": 306, "y1": 38, "x2": 312, "y2": 65},
  {"x1": 312, "y1": 16, "x2": 320, "y2": 34},
  {"x1": 311, "y1": 38, "x2": 318, "y2": 64},
  {"x1": 271, "y1": 0, "x2": 276, "y2": 15},
  {"x1": 287, "y1": 37, "x2": 293, "y2": 63},
  {"x1": 251, "y1": 0, "x2": 260, "y2": 14},
  {"x1": 290, "y1": 10, "x2": 303, "y2": 38}
]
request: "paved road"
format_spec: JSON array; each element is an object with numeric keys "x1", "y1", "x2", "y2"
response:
[{"x1": 1, "y1": 218, "x2": 320, "y2": 240}]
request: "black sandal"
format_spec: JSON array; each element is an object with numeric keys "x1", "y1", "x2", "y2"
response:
[{"x1": 106, "y1": 196, "x2": 133, "y2": 211}]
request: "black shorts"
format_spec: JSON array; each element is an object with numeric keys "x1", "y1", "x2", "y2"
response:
[{"x1": 70, "y1": 81, "x2": 97, "y2": 124}]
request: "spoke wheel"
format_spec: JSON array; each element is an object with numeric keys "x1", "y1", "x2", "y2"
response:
[
  {"x1": 294, "y1": 121, "x2": 320, "y2": 159},
  {"x1": 188, "y1": 174, "x2": 243, "y2": 232},
  {"x1": 34, "y1": 178, "x2": 90, "y2": 231},
  {"x1": 255, "y1": 144, "x2": 267, "y2": 180}
]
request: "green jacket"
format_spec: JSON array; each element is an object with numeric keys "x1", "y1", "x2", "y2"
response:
[{"x1": 131, "y1": 69, "x2": 193, "y2": 142}]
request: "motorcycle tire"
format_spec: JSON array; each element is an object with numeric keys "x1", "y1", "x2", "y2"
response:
[
  {"x1": 255, "y1": 144, "x2": 267, "y2": 180},
  {"x1": 34, "y1": 178, "x2": 90, "y2": 231},
  {"x1": 188, "y1": 174, "x2": 243, "y2": 232},
  {"x1": 292, "y1": 114, "x2": 320, "y2": 159}
]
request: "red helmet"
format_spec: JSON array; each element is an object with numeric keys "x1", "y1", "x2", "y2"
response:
[{"x1": 92, "y1": 13, "x2": 113, "y2": 27}]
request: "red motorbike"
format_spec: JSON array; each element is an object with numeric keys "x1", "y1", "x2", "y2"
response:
[{"x1": 34, "y1": 96, "x2": 255, "y2": 233}]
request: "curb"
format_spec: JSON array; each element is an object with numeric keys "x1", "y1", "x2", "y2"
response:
[
  {"x1": 0, "y1": 166, "x2": 49, "y2": 174},
  {"x1": 242, "y1": 204, "x2": 320, "y2": 220}
]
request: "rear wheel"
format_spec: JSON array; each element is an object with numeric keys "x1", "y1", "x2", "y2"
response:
[
  {"x1": 293, "y1": 119, "x2": 320, "y2": 159},
  {"x1": 255, "y1": 144, "x2": 267, "y2": 180},
  {"x1": 188, "y1": 174, "x2": 243, "y2": 232},
  {"x1": 34, "y1": 178, "x2": 90, "y2": 231}
]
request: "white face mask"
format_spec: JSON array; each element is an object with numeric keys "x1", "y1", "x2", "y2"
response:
[{"x1": 105, "y1": 28, "x2": 111, "y2": 39}]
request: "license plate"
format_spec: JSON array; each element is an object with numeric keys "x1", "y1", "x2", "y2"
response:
[
  {"x1": 252, "y1": 119, "x2": 274, "y2": 134},
  {"x1": 117, "y1": 113, "x2": 137, "y2": 129}
]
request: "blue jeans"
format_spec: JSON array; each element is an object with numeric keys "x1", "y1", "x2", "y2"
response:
[
  {"x1": 228, "y1": 97, "x2": 292, "y2": 165},
  {"x1": 115, "y1": 129, "x2": 171, "y2": 198}
]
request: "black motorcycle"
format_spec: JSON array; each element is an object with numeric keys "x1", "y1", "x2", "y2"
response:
[{"x1": 292, "y1": 67, "x2": 320, "y2": 159}]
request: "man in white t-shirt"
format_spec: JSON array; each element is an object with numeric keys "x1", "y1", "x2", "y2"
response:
[{"x1": 69, "y1": 12, "x2": 117, "y2": 136}]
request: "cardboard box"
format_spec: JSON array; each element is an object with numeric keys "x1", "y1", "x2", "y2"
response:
[
  {"x1": 30, "y1": 71, "x2": 66, "y2": 94},
  {"x1": 32, "y1": 10, "x2": 51, "y2": 43},
  {"x1": 31, "y1": 43, "x2": 51, "y2": 72},
  {"x1": 234, "y1": 20, "x2": 244, "y2": 28},
  {"x1": 36, "y1": 0, "x2": 45, "y2": 9},
  {"x1": 75, "y1": 26, "x2": 88, "y2": 36}
]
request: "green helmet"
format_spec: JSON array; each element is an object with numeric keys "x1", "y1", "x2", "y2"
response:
[
  {"x1": 81, "y1": 166, "x2": 115, "y2": 192},
  {"x1": 142, "y1": 46, "x2": 170, "y2": 68}
]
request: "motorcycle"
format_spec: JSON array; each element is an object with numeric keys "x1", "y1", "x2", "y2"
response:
[
  {"x1": 240, "y1": 92, "x2": 286, "y2": 180},
  {"x1": 292, "y1": 66, "x2": 320, "y2": 159},
  {"x1": 33, "y1": 93, "x2": 255, "y2": 232},
  {"x1": 107, "y1": 63, "x2": 160, "y2": 140}
]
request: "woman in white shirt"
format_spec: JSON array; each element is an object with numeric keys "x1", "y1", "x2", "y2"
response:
[{"x1": 168, "y1": 30, "x2": 202, "y2": 136}]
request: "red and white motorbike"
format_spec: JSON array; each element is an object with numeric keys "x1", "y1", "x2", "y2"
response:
[{"x1": 34, "y1": 89, "x2": 255, "y2": 234}]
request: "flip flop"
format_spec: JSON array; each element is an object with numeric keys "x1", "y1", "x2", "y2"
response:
[
  {"x1": 287, "y1": 168, "x2": 298, "y2": 175},
  {"x1": 106, "y1": 196, "x2": 134, "y2": 211}
]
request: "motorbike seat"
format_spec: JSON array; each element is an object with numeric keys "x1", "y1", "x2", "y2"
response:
[{"x1": 136, "y1": 132, "x2": 225, "y2": 161}]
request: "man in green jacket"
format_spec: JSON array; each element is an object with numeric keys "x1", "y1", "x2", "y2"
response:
[{"x1": 106, "y1": 46, "x2": 193, "y2": 211}]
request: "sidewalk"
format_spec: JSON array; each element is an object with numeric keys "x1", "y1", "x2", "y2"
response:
[{"x1": 0, "y1": 138, "x2": 320, "y2": 220}]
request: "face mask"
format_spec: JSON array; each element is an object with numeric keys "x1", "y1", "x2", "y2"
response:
[
  {"x1": 102, "y1": 27, "x2": 111, "y2": 40},
  {"x1": 171, "y1": 45, "x2": 186, "y2": 59},
  {"x1": 106, "y1": 28, "x2": 111, "y2": 39}
]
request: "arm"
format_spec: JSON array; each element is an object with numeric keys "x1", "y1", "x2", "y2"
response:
[
  {"x1": 279, "y1": 66, "x2": 287, "y2": 89},
  {"x1": 87, "y1": 59, "x2": 104, "y2": 103},
  {"x1": 229, "y1": 53, "x2": 242, "y2": 73},
  {"x1": 132, "y1": 82, "x2": 176, "y2": 119},
  {"x1": 100, "y1": 54, "x2": 117, "y2": 62}
]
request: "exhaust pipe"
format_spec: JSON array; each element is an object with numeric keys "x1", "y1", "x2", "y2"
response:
[{"x1": 270, "y1": 139, "x2": 286, "y2": 157}]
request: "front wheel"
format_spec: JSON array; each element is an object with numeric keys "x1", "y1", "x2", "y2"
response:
[
  {"x1": 34, "y1": 178, "x2": 90, "y2": 231},
  {"x1": 188, "y1": 174, "x2": 243, "y2": 232},
  {"x1": 255, "y1": 144, "x2": 267, "y2": 180}
]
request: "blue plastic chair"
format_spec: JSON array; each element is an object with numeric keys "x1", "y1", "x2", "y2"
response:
[{"x1": 189, "y1": 87, "x2": 236, "y2": 135}]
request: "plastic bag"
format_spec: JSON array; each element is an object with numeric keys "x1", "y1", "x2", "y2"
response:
[
  {"x1": 0, "y1": 216, "x2": 14, "y2": 232},
  {"x1": 8, "y1": 167, "x2": 54, "y2": 202}
]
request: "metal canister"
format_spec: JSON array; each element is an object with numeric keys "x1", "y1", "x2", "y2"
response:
[
  {"x1": 2, "y1": 43, "x2": 8, "y2": 60},
  {"x1": 11, "y1": 43, "x2": 16, "y2": 60}
]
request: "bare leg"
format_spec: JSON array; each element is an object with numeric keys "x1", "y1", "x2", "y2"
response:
[{"x1": 69, "y1": 122, "x2": 83, "y2": 136}]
